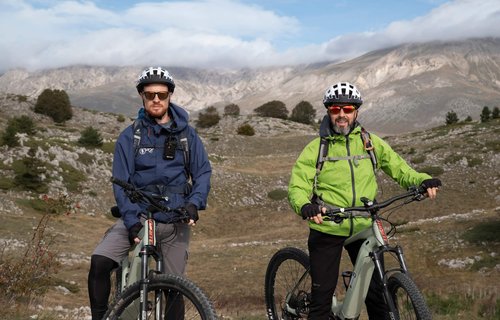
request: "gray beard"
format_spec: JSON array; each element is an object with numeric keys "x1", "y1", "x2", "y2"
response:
[{"x1": 332, "y1": 122, "x2": 353, "y2": 136}]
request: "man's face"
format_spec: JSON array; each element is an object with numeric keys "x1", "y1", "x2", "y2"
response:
[
  {"x1": 141, "y1": 83, "x2": 170, "y2": 120},
  {"x1": 327, "y1": 104, "x2": 358, "y2": 135}
]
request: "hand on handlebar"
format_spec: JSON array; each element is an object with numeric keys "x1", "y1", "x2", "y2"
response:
[
  {"x1": 301, "y1": 203, "x2": 326, "y2": 224},
  {"x1": 420, "y1": 178, "x2": 442, "y2": 200}
]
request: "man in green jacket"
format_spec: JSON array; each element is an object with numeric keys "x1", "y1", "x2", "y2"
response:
[{"x1": 288, "y1": 82, "x2": 441, "y2": 320}]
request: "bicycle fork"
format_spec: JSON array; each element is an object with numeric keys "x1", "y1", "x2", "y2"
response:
[{"x1": 372, "y1": 244, "x2": 409, "y2": 320}]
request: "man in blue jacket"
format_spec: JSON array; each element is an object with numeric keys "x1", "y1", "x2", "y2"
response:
[{"x1": 88, "y1": 67, "x2": 212, "y2": 320}]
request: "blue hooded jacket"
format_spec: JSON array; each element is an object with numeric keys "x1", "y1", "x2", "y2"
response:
[{"x1": 112, "y1": 103, "x2": 212, "y2": 229}]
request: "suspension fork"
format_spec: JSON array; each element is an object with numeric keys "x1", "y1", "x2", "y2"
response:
[{"x1": 371, "y1": 245, "x2": 408, "y2": 320}]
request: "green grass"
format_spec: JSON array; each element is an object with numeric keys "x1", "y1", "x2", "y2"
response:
[{"x1": 462, "y1": 220, "x2": 500, "y2": 244}]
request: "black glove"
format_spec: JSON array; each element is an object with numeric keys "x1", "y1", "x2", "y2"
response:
[
  {"x1": 185, "y1": 203, "x2": 199, "y2": 222},
  {"x1": 300, "y1": 203, "x2": 321, "y2": 220},
  {"x1": 128, "y1": 222, "x2": 143, "y2": 245},
  {"x1": 421, "y1": 178, "x2": 442, "y2": 189}
]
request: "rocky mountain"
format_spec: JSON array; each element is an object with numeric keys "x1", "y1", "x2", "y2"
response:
[{"x1": 1, "y1": 38, "x2": 500, "y2": 134}]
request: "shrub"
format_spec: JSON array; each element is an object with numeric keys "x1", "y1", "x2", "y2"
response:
[
  {"x1": 237, "y1": 123, "x2": 255, "y2": 136},
  {"x1": 254, "y1": 100, "x2": 288, "y2": 119},
  {"x1": 8, "y1": 115, "x2": 36, "y2": 135},
  {"x1": 0, "y1": 115, "x2": 37, "y2": 147},
  {"x1": 34, "y1": 89, "x2": 73, "y2": 123},
  {"x1": 464, "y1": 115, "x2": 472, "y2": 122},
  {"x1": 117, "y1": 114, "x2": 126, "y2": 122},
  {"x1": 13, "y1": 148, "x2": 49, "y2": 193},
  {"x1": 0, "y1": 125, "x2": 19, "y2": 147},
  {"x1": 480, "y1": 106, "x2": 491, "y2": 123},
  {"x1": 492, "y1": 107, "x2": 499, "y2": 119},
  {"x1": 196, "y1": 106, "x2": 221, "y2": 128},
  {"x1": 267, "y1": 189, "x2": 288, "y2": 201},
  {"x1": 445, "y1": 110, "x2": 459, "y2": 125},
  {"x1": 78, "y1": 126, "x2": 103, "y2": 148},
  {"x1": 290, "y1": 101, "x2": 316, "y2": 124},
  {"x1": 223, "y1": 103, "x2": 240, "y2": 117},
  {"x1": 462, "y1": 220, "x2": 500, "y2": 244},
  {"x1": 0, "y1": 194, "x2": 79, "y2": 315}
]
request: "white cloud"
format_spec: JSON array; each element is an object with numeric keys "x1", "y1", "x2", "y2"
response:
[{"x1": 0, "y1": 0, "x2": 499, "y2": 72}]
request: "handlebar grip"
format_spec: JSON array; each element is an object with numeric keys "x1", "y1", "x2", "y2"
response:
[{"x1": 110, "y1": 177, "x2": 134, "y2": 191}]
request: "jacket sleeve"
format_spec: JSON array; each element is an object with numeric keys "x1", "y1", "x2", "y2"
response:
[
  {"x1": 184, "y1": 128, "x2": 212, "y2": 210},
  {"x1": 112, "y1": 127, "x2": 143, "y2": 230},
  {"x1": 372, "y1": 135, "x2": 431, "y2": 189},
  {"x1": 288, "y1": 138, "x2": 320, "y2": 216}
]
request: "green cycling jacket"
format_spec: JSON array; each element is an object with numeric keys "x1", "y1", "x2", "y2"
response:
[{"x1": 288, "y1": 117, "x2": 431, "y2": 237}]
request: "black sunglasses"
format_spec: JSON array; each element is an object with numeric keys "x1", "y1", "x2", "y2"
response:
[{"x1": 143, "y1": 91, "x2": 169, "y2": 101}]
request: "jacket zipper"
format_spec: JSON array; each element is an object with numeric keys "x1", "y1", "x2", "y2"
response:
[{"x1": 346, "y1": 136, "x2": 355, "y2": 236}]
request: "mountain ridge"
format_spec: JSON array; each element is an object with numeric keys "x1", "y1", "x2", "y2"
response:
[{"x1": 1, "y1": 38, "x2": 499, "y2": 134}]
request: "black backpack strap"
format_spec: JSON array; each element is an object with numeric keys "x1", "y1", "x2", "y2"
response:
[
  {"x1": 178, "y1": 129, "x2": 191, "y2": 183},
  {"x1": 133, "y1": 119, "x2": 142, "y2": 156},
  {"x1": 314, "y1": 136, "x2": 330, "y2": 194},
  {"x1": 360, "y1": 127, "x2": 377, "y2": 171}
]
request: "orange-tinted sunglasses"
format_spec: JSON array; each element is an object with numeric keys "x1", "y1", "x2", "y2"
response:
[{"x1": 327, "y1": 105, "x2": 356, "y2": 115}]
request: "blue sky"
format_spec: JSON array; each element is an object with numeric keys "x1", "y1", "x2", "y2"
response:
[{"x1": 1, "y1": 0, "x2": 499, "y2": 72}]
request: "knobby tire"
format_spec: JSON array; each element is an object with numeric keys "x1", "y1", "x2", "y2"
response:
[
  {"x1": 104, "y1": 273, "x2": 217, "y2": 320},
  {"x1": 387, "y1": 272, "x2": 432, "y2": 320},
  {"x1": 265, "y1": 247, "x2": 310, "y2": 320}
]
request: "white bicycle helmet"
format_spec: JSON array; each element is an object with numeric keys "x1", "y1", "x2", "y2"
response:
[
  {"x1": 323, "y1": 82, "x2": 363, "y2": 107},
  {"x1": 136, "y1": 67, "x2": 175, "y2": 93}
]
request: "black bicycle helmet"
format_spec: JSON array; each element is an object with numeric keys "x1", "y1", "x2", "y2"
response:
[
  {"x1": 136, "y1": 67, "x2": 175, "y2": 93},
  {"x1": 323, "y1": 82, "x2": 363, "y2": 108}
]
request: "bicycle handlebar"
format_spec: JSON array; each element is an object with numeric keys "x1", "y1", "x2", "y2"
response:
[
  {"x1": 110, "y1": 177, "x2": 188, "y2": 222},
  {"x1": 324, "y1": 186, "x2": 427, "y2": 221}
]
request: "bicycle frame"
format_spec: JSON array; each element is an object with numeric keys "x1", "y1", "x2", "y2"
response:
[{"x1": 332, "y1": 215, "x2": 409, "y2": 319}]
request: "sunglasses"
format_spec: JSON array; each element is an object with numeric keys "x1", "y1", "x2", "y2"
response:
[
  {"x1": 143, "y1": 91, "x2": 169, "y2": 101},
  {"x1": 327, "y1": 105, "x2": 357, "y2": 115}
]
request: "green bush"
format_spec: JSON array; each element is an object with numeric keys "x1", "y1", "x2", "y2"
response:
[
  {"x1": 196, "y1": 106, "x2": 221, "y2": 128},
  {"x1": 254, "y1": 100, "x2": 288, "y2": 119},
  {"x1": 223, "y1": 103, "x2": 240, "y2": 117},
  {"x1": 466, "y1": 156, "x2": 482, "y2": 167},
  {"x1": 289, "y1": 101, "x2": 316, "y2": 124},
  {"x1": 267, "y1": 189, "x2": 288, "y2": 201},
  {"x1": 480, "y1": 106, "x2": 491, "y2": 123},
  {"x1": 117, "y1": 114, "x2": 126, "y2": 122},
  {"x1": 13, "y1": 148, "x2": 49, "y2": 193},
  {"x1": 237, "y1": 123, "x2": 255, "y2": 136},
  {"x1": 78, "y1": 126, "x2": 103, "y2": 148},
  {"x1": 0, "y1": 125, "x2": 19, "y2": 147},
  {"x1": 34, "y1": 89, "x2": 73, "y2": 123},
  {"x1": 0, "y1": 115, "x2": 37, "y2": 147},
  {"x1": 445, "y1": 110, "x2": 459, "y2": 125},
  {"x1": 462, "y1": 220, "x2": 500, "y2": 244}
]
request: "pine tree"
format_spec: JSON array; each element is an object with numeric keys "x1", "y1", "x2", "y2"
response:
[
  {"x1": 480, "y1": 106, "x2": 491, "y2": 123},
  {"x1": 445, "y1": 110, "x2": 459, "y2": 125},
  {"x1": 290, "y1": 101, "x2": 316, "y2": 124}
]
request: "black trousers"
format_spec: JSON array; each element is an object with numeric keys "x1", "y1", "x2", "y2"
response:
[{"x1": 307, "y1": 229, "x2": 390, "y2": 320}]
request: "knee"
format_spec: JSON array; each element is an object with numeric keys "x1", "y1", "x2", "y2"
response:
[{"x1": 89, "y1": 255, "x2": 117, "y2": 278}]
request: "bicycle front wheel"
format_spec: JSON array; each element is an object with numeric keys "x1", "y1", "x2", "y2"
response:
[
  {"x1": 104, "y1": 273, "x2": 217, "y2": 320},
  {"x1": 265, "y1": 247, "x2": 310, "y2": 320},
  {"x1": 387, "y1": 272, "x2": 432, "y2": 320}
]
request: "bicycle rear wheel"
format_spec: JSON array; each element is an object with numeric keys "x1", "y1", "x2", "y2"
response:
[
  {"x1": 104, "y1": 273, "x2": 217, "y2": 320},
  {"x1": 264, "y1": 247, "x2": 310, "y2": 320},
  {"x1": 387, "y1": 272, "x2": 432, "y2": 320}
]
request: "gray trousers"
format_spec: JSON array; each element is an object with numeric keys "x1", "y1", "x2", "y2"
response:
[{"x1": 92, "y1": 219, "x2": 190, "y2": 275}]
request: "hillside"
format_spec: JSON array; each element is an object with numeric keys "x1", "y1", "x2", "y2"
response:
[
  {"x1": 0, "y1": 95, "x2": 499, "y2": 319},
  {"x1": 1, "y1": 38, "x2": 500, "y2": 135}
]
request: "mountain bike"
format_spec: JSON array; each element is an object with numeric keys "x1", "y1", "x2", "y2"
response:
[
  {"x1": 265, "y1": 186, "x2": 433, "y2": 320},
  {"x1": 104, "y1": 177, "x2": 217, "y2": 320}
]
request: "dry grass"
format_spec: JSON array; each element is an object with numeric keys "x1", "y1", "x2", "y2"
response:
[{"x1": 1, "y1": 120, "x2": 499, "y2": 319}]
